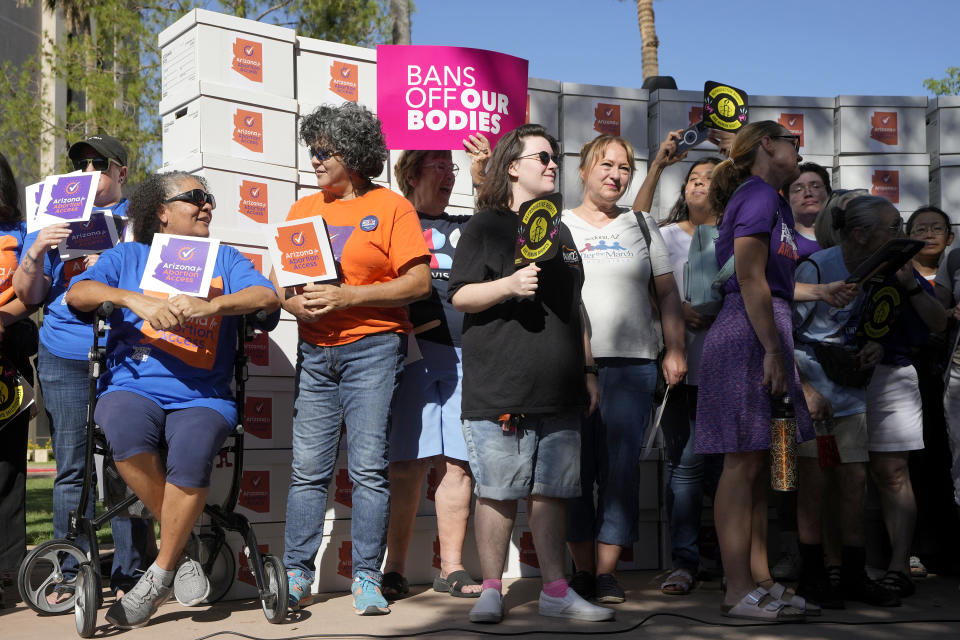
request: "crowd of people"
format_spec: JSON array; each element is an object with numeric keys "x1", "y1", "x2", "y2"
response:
[{"x1": 0, "y1": 103, "x2": 958, "y2": 629}]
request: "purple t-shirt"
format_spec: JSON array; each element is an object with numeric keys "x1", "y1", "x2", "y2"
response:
[
  {"x1": 718, "y1": 176, "x2": 800, "y2": 301},
  {"x1": 795, "y1": 233, "x2": 822, "y2": 260}
]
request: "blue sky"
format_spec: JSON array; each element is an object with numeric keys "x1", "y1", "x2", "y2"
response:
[{"x1": 410, "y1": 0, "x2": 960, "y2": 98}]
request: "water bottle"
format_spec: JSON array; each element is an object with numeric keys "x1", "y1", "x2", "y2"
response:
[{"x1": 770, "y1": 395, "x2": 798, "y2": 491}]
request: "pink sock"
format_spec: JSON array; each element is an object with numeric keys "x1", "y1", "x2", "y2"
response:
[
  {"x1": 481, "y1": 579, "x2": 502, "y2": 593},
  {"x1": 543, "y1": 579, "x2": 568, "y2": 598}
]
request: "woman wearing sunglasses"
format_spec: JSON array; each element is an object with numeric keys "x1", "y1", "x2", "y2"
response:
[
  {"x1": 64, "y1": 171, "x2": 281, "y2": 628},
  {"x1": 694, "y1": 120, "x2": 828, "y2": 622},
  {"x1": 448, "y1": 124, "x2": 613, "y2": 624},
  {"x1": 277, "y1": 102, "x2": 432, "y2": 616},
  {"x1": 560, "y1": 134, "x2": 685, "y2": 604},
  {"x1": 13, "y1": 134, "x2": 154, "y2": 606}
]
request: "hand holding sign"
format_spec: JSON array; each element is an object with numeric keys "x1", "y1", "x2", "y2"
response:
[
  {"x1": 507, "y1": 263, "x2": 540, "y2": 299},
  {"x1": 300, "y1": 282, "x2": 356, "y2": 316},
  {"x1": 32, "y1": 223, "x2": 73, "y2": 255}
]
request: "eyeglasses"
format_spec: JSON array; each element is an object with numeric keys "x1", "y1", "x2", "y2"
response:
[
  {"x1": 517, "y1": 151, "x2": 561, "y2": 166},
  {"x1": 422, "y1": 163, "x2": 459, "y2": 176},
  {"x1": 72, "y1": 157, "x2": 118, "y2": 172},
  {"x1": 163, "y1": 189, "x2": 217, "y2": 210},
  {"x1": 771, "y1": 135, "x2": 801, "y2": 151},
  {"x1": 789, "y1": 182, "x2": 826, "y2": 195},
  {"x1": 910, "y1": 224, "x2": 949, "y2": 237},
  {"x1": 310, "y1": 147, "x2": 335, "y2": 162},
  {"x1": 888, "y1": 217, "x2": 904, "y2": 233}
]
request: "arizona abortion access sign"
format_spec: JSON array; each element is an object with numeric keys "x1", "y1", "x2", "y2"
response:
[{"x1": 377, "y1": 45, "x2": 528, "y2": 150}]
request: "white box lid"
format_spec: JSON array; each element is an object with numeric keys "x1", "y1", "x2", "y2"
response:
[
  {"x1": 159, "y1": 8, "x2": 295, "y2": 48},
  {"x1": 164, "y1": 153, "x2": 299, "y2": 182},
  {"x1": 752, "y1": 95, "x2": 835, "y2": 109},
  {"x1": 835, "y1": 95, "x2": 927, "y2": 108},
  {"x1": 835, "y1": 153, "x2": 929, "y2": 166},
  {"x1": 528, "y1": 77, "x2": 561, "y2": 92},
  {"x1": 160, "y1": 80, "x2": 298, "y2": 115},
  {"x1": 647, "y1": 88, "x2": 701, "y2": 104},
  {"x1": 927, "y1": 96, "x2": 960, "y2": 113},
  {"x1": 930, "y1": 154, "x2": 960, "y2": 170},
  {"x1": 296, "y1": 36, "x2": 376, "y2": 62},
  {"x1": 560, "y1": 82, "x2": 647, "y2": 101}
]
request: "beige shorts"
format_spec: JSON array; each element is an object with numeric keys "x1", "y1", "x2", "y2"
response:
[{"x1": 798, "y1": 413, "x2": 869, "y2": 463}]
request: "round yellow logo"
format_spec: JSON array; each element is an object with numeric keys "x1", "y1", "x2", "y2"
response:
[
  {"x1": 530, "y1": 217, "x2": 547, "y2": 243},
  {"x1": 717, "y1": 97, "x2": 735, "y2": 118}
]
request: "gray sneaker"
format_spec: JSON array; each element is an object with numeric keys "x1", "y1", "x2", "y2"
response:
[
  {"x1": 174, "y1": 558, "x2": 211, "y2": 606},
  {"x1": 105, "y1": 568, "x2": 173, "y2": 629}
]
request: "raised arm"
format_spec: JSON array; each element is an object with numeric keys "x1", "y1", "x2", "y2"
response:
[{"x1": 632, "y1": 129, "x2": 686, "y2": 214}]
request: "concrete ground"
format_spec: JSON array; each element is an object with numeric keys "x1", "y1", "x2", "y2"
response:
[{"x1": 2, "y1": 570, "x2": 959, "y2": 640}]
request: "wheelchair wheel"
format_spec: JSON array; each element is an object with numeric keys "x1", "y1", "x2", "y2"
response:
[
  {"x1": 17, "y1": 539, "x2": 88, "y2": 614},
  {"x1": 75, "y1": 563, "x2": 99, "y2": 638},
  {"x1": 188, "y1": 533, "x2": 235, "y2": 604},
  {"x1": 260, "y1": 554, "x2": 287, "y2": 624}
]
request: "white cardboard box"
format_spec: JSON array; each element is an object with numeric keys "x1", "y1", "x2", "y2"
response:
[
  {"x1": 246, "y1": 317, "x2": 299, "y2": 377},
  {"x1": 207, "y1": 448, "x2": 292, "y2": 524},
  {"x1": 159, "y1": 9, "x2": 295, "y2": 114},
  {"x1": 749, "y1": 95, "x2": 836, "y2": 156},
  {"x1": 926, "y1": 96, "x2": 960, "y2": 157},
  {"x1": 929, "y1": 154, "x2": 960, "y2": 230},
  {"x1": 832, "y1": 154, "x2": 929, "y2": 214},
  {"x1": 162, "y1": 153, "x2": 297, "y2": 236},
  {"x1": 295, "y1": 37, "x2": 377, "y2": 111},
  {"x1": 560, "y1": 83, "x2": 648, "y2": 157},
  {"x1": 380, "y1": 515, "x2": 481, "y2": 587},
  {"x1": 647, "y1": 88, "x2": 721, "y2": 156},
  {"x1": 162, "y1": 87, "x2": 297, "y2": 169},
  {"x1": 834, "y1": 95, "x2": 927, "y2": 155},
  {"x1": 526, "y1": 77, "x2": 561, "y2": 138},
  {"x1": 236, "y1": 376, "x2": 296, "y2": 449}
]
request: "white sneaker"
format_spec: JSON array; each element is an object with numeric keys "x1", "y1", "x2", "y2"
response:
[
  {"x1": 469, "y1": 588, "x2": 503, "y2": 623},
  {"x1": 539, "y1": 589, "x2": 614, "y2": 621}
]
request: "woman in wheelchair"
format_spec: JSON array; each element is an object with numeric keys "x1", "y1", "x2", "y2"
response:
[{"x1": 65, "y1": 171, "x2": 281, "y2": 628}]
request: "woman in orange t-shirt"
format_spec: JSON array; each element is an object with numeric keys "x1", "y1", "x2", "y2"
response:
[{"x1": 275, "y1": 103, "x2": 431, "y2": 616}]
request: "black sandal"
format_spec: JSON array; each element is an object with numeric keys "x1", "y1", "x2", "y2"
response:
[
  {"x1": 433, "y1": 569, "x2": 481, "y2": 598},
  {"x1": 879, "y1": 570, "x2": 915, "y2": 598},
  {"x1": 381, "y1": 571, "x2": 409, "y2": 599}
]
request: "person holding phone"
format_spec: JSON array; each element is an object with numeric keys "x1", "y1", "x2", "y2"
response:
[{"x1": 448, "y1": 124, "x2": 611, "y2": 625}]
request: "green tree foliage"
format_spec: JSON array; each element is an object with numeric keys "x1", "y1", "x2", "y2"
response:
[
  {"x1": 924, "y1": 67, "x2": 960, "y2": 96},
  {"x1": 0, "y1": 0, "x2": 391, "y2": 186}
]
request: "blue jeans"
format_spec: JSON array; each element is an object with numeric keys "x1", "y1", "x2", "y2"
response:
[
  {"x1": 661, "y1": 384, "x2": 722, "y2": 572},
  {"x1": 567, "y1": 358, "x2": 656, "y2": 547},
  {"x1": 38, "y1": 344, "x2": 151, "y2": 589},
  {"x1": 283, "y1": 333, "x2": 404, "y2": 582}
]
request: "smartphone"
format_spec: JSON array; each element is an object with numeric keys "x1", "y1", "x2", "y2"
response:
[{"x1": 675, "y1": 121, "x2": 709, "y2": 154}]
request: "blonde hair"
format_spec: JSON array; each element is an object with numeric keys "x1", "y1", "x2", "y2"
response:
[
  {"x1": 578, "y1": 135, "x2": 636, "y2": 185},
  {"x1": 708, "y1": 120, "x2": 785, "y2": 216}
]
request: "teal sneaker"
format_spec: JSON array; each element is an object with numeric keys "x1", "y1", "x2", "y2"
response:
[
  {"x1": 287, "y1": 569, "x2": 313, "y2": 609},
  {"x1": 351, "y1": 572, "x2": 390, "y2": 616}
]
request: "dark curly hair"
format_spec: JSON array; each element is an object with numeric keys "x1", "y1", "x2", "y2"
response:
[
  {"x1": 128, "y1": 171, "x2": 208, "y2": 244},
  {"x1": 0, "y1": 152, "x2": 22, "y2": 223},
  {"x1": 300, "y1": 103, "x2": 388, "y2": 180}
]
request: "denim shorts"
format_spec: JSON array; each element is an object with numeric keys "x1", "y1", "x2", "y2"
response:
[
  {"x1": 461, "y1": 412, "x2": 581, "y2": 500},
  {"x1": 95, "y1": 390, "x2": 233, "y2": 488}
]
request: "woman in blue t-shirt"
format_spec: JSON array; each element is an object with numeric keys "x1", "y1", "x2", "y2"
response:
[{"x1": 65, "y1": 172, "x2": 280, "y2": 629}]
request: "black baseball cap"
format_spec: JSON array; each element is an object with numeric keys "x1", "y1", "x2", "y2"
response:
[{"x1": 68, "y1": 133, "x2": 128, "y2": 167}]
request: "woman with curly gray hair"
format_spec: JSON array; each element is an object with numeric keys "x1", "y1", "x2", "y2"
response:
[{"x1": 278, "y1": 103, "x2": 432, "y2": 616}]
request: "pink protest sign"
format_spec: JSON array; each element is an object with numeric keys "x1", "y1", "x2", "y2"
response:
[{"x1": 377, "y1": 45, "x2": 528, "y2": 150}]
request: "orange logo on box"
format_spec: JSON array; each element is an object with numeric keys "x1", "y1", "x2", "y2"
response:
[
  {"x1": 232, "y1": 38, "x2": 263, "y2": 83},
  {"x1": 518, "y1": 531, "x2": 539, "y2": 568},
  {"x1": 432, "y1": 536, "x2": 442, "y2": 570},
  {"x1": 778, "y1": 113, "x2": 805, "y2": 148},
  {"x1": 244, "y1": 395, "x2": 272, "y2": 440},
  {"x1": 238, "y1": 544, "x2": 269, "y2": 587},
  {"x1": 871, "y1": 169, "x2": 900, "y2": 203},
  {"x1": 240, "y1": 251, "x2": 264, "y2": 274},
  {"x1": 239, "y1": 470, "x2": 270, "y2": 513},
  {"x1": 276, "y1": 221, "x2": 329, "y2": 279},
  {"x1": 338, "y1": 541, "x2": 352, "y2": 579},
  {"x1": 335, "y1": 468, "x2": 353, "y2": 508},
  {"x1": 525, "y1": 93, "x2": 531, "y2": 124},
  {"x1": 426, "y1": 466, "x2": 438, "y2": 502},
  {"x1": 329, "y1": 61, "x2": 359, "y2": 102},
  {"x1": 688, "y1": 106, "x2": 703, "y2": 127},
  {"x1": 233, "y1": 109, "x2": 263, "y2": 153},
  {"x1": 247, "y1": 331, "x2": 269, "y2": 366},
  {"x1": 870, "y1": 111, "x2": 898, "y2": 146},
  {"x1": 238, "y1": 180, "x2": 269, "y2": 223},
  {"x1": 593, "y1": 103, "x2": 620, "y2": 136}
]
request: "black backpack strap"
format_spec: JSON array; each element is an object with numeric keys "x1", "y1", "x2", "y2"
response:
[{"x1": 796, "y1": 256, "x2": 822, "y2": 284}]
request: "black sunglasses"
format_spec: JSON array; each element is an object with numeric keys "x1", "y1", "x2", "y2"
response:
[
  {"x1": 517, "y1": 151, "x2": 561, "y2": 166},
  {"x1": 771, "y1": 134, "x2": 801, "y2": 151},
  {"x1": 72, "y1": 157, "x2": 114, "y2": 172},
  {"x1": 163, "y1": 188, "x2": 217, "y2": 210},
  {"x1": 310, "y1": 146, "x2": 336, "y2": 162}
]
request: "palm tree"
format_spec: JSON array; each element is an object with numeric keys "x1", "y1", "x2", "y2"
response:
[
  {"x1": 637, "y1": 0, "x2": 659, "y2": 80},
  {"x1": 390, "y1": 0, "x2": 411, "y2": 44}
]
